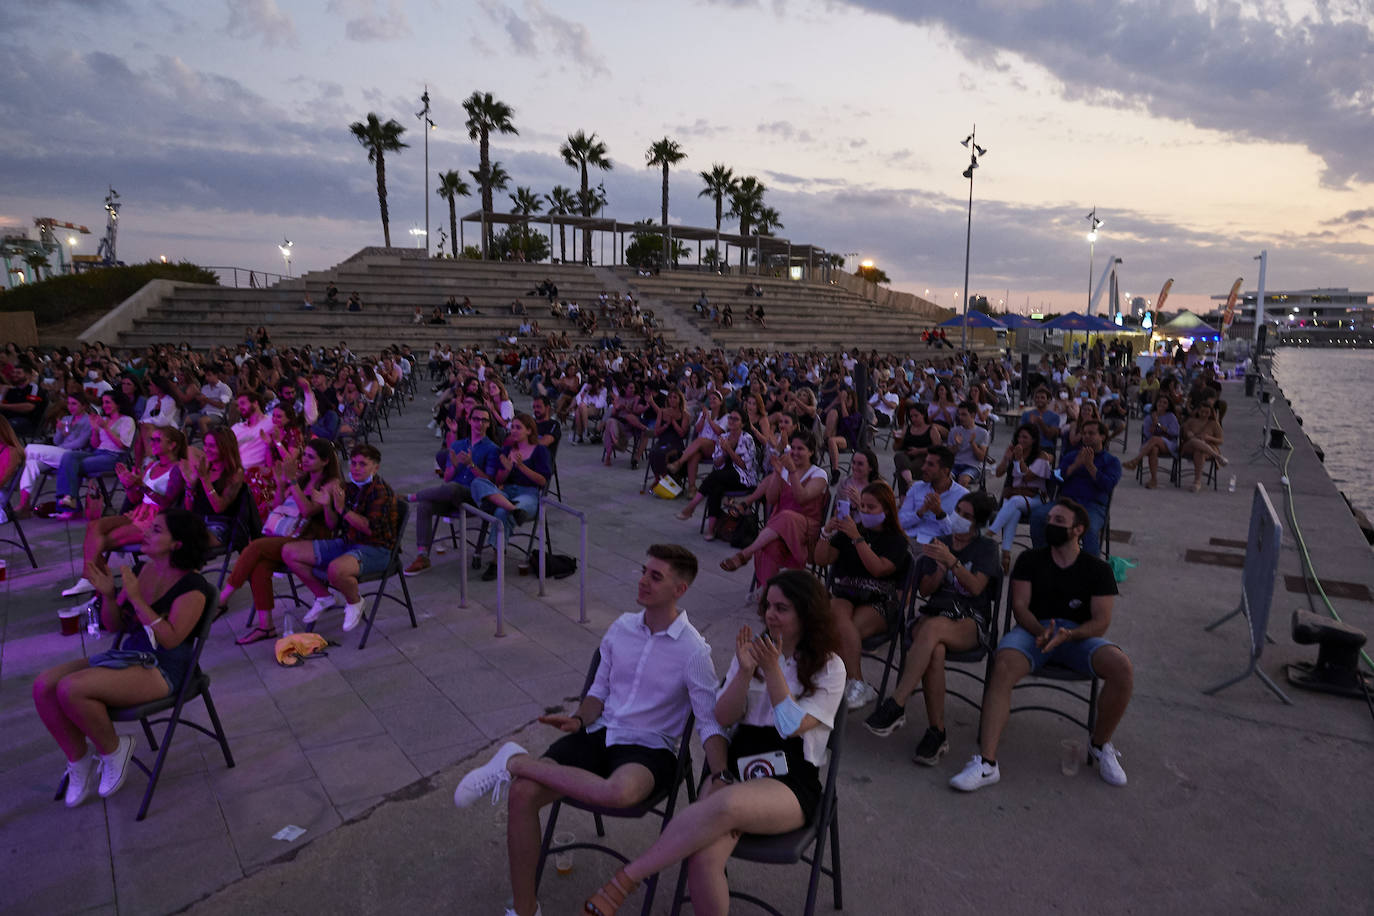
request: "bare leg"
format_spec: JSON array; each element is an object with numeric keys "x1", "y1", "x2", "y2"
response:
[
  {"x1": 326, "y1": 555, "x2": 362, "y2": 605},
  {"x1": 53, "y1": 665, "x2": 169, "y2": 755},
  {"x1": 921, "y1": 644, "x2": 949, "y2": 730},
  {"x1": 282, "y1": 540, "x2": 329, "y2": 598},
  {"x1": 1088, "y1": 647, "x2": 1134, "y2": 745},
  {"x1": 33, "y1": 659, "x2": 95, "y2": 760},
  {"x1": 978, "y1": 648, "x2": 1032, "y2": 761},
  {"x1": 831, "y1": 597, "x2": 862, "y2": 677},
  {"x1": 890, "y1": 616, "x2": 976, "y2": 707}
]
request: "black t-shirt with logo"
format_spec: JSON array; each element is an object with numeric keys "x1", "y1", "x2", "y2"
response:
[{"x1": 1011, "y1": 546, "x2": 1117, "y2": 625}]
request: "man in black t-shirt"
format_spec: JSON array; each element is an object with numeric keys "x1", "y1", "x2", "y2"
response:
[{"x1": 951, "y1": 497, "x2": 1133, "y2": 792}]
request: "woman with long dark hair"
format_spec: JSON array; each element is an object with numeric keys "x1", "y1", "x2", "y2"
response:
[
  {"x1": 583, "y1": 569, "x2": 845, "y2": 915},
  {"x1": 33, "y1": 509, "x2": 211, "y2": 807}
]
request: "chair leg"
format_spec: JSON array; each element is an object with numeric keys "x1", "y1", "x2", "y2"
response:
[
  {"x1": 135, "y1": 713, "x2": 183, "y2": 821},
  {"x1": 141, "y1": 718, "x2": 158, "y2": 750},
  {"x1": 830, "y1": 804, "x2": 843, "y2": 909},
  {"x1": 803, "y1": 810, "x2": 829, "y2": 916},
  {"x1": 200, "y1": 689, "x2": 236, "y2": 768},
  {"x1": 10, "y1": 516, "x2": 38, "y2": 568},
  {"x1": 398, "y1": 572, "x2": 418, "y2": 628},
  {"x1": 356, "y1": 582, "x2": 388, "y2": 650}
]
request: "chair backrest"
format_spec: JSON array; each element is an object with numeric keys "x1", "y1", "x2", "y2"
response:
[{"x1": 386, "y1": 498, "x2": 410, "y2": 571}]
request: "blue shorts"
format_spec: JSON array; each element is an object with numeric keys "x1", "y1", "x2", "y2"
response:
[
  {"x1": 998, "y1": 620, "x2": 1118, "y2": 676},
  {"x1": 311, "y1": 538, "x2": 392, "y2": 579}
]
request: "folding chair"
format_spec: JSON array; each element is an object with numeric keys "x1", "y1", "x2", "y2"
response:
[
  {"x1": 669, "y1": 696, "x2": 849, "y2": 916},
  {"x1": 1002, "y1": 597, "x2": 1099, "y2": 735},
  {"x1": 0, "y1": 472, "x2": 38, "y2": 568},
  {"x1": 351, "y1": 499, "x2": 416, "y2": 649},
  {"x1": 55, "y1": 581, "x2": 235, "y2": 820},
  {"x1": 535, "y1": 650, "x2": 698, "y2": 916},
  {"x1": 855, "y1": 547, "x2": 919, "y2": 700}
]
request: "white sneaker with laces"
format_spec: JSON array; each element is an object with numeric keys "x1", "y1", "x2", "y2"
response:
[
  {"x1": 454, "y1": 742, "x2": 527, "y2": 808},
  {"x1": 62, "y1": 577, "x2": 96, "y2": 598},
  {"x1": 341, "y1": 600, "x2": 366, "y2": 633},
  {"x1": 949, "y1": 754, "x2": 1000, "y2": 792},
  {"x1": 1089, "y1": 741, "x2": 1127, "y2": 786},
  {"x1": 64, "y1": 755, "x2": 99, "y2": 808},
  {"x1": 98, "y1": 735, "x2": 136, "y2": 798},
  {"x1": 302, "y1": 594, "x2": 336, "y2": 624},
  {"x1": 843, "y1": 678, "x2": 878, "y2": 711}
]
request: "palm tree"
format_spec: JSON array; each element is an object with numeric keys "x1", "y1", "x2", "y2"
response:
[
  {"x1": 727, "y1": 176, "x2": 766, "y2": 272},
  {"x1": 349, "y1": 113, "x2": 408, "y2": 247},
  {"x1": 22, "y1": 251, "x2": 50, "y2": 283},
  {"x1": 645, "y1": 137, "x2": 686, "y2": 266},
  {"x1": 754, "y1": 206, "x2": 783, "y2": 237},
  {"x1": 560, "y1": 130, "x2": 613, "y2": 264},
  {"x1": 462, "y1": 91, "x2": 518, "y2": 258},
  {"x1": 435, "y1": 170, "x2": 471, "y2": 259},
  {"x1": 545, "y1": 185, "x2": 577, "y2": 263},
  {"x1": 469, "y1": 161, "x2": 511, "y2": 254},
  {"x1": 698, "y1": 163, "x2": 738, "y2": 270},
  {"x1": 509, "y1": 186, "x2": 544, "y2": 216}
]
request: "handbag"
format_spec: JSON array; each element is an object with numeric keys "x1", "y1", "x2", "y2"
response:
[
  {"x1": 263, "y1": 499, "x2": 306, "y2": 538},
  {"x1": 652, "y1": 476, "x2": 683, "y2": 500}
]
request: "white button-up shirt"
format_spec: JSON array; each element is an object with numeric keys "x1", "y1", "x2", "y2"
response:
[
  {"x1": 586, "y1": 610, "x2": 725, "y2": 753},
  {"x1": 898, "y1": 479, "x2": 969, "y2": 543}
]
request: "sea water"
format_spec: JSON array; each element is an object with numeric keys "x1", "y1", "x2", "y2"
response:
[{"x1": 1272, "y1": 348, "x2": 1374, "y2": 519}]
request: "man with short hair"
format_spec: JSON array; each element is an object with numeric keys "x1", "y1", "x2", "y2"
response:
[
  {"x1": 951, "y1": 498, "x2": 1133, "y2": 791},
  {"x1": 404, "y1": 407, "x2": 501, "y2": 575},
  {"x1": 1029, "y1": 419, "x2": 1120, "y2": 557},
  {"x1": 182, "y1": 365, "x2": 232, "y2": 440},
  {"x1": 948, "y1": 401, "x2": 990, "y2": 486},
  {"x1": 1019, "y1": 386, "x2": 1061, "y2": 451},
  {"x1": 283, "y1": 444, "x2": 398, "y2": 633},
  {"x1": 898, "y1": 446, "x2": 970, "y2": 543},
  {"x1": 0, "y1": 363, "x2": 45, "y2": 436},
  {"x1": 454, "y1": 544, "x2": 728, "y2": 916}
]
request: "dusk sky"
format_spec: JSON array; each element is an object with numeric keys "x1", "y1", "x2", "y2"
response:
[{"x1": 3, "y1": 0, "x2": 1372, "y2": 315}]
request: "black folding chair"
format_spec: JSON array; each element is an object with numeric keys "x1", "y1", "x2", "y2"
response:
[
  {"x1": 0, "y1": 472, "x2": 38, "y2": 568},
  {"x1": 669, "y1": 696, "x2": 849, "y2": 916},
  {"x1": 351, "y1": 499, "x2": 416, "y2": 649},
  {"x1": 535, "y1": 650, "x2": 698, "y2": 916},
  {"x1": 55, "y1": 581, "x2": 234, "y2": 820},
  {"x1": 1001, "y1": 598, "x2": 1099, "y2": 734}
]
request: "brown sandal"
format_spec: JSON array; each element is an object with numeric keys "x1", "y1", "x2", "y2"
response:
[
  {"x1": 585, "y1": 869, "x2": 638, "y2": 916},
  {"x1": 720, "y1": 551, "x2": 748, "y2": 572}
]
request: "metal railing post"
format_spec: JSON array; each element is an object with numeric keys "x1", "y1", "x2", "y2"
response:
[
  {"x1": 537, "y1": 496, "x2": 588, "y2": 624},
  {"x1": 458, "y1": 504, "x2": 507, "y2": 636}
]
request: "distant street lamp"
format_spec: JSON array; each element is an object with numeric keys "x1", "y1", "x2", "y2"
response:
[
  {"x1": 417, "y1": 88, "x2": 436, "y2": 257},
  {"x1": 958, "y1": 125, "x2": 988, "y2": 354},
  {"x1": 278, "y1": 239, "x2": 293, "y2": 276},
  {"x1": 408, "y1": 227, "x2": 427, "y2": 249},
  {"x1": 1086, "y1": 207, "x2": 1103, "y2": 310}
]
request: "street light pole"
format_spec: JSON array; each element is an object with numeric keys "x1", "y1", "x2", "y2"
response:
[
  {"x1": 958, "y1": 125, "x2": 987, "y2": 356},
  {"x1": 417, "y1": 88, "x2": 435, "y2": 257},
  {"x1": 1085, "y1": 207, "x2": 1103, "y2": 311}
]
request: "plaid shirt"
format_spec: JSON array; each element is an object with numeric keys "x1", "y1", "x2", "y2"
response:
[{"x1": 344, "y1": 475, "x2": 398, "y2": 549}]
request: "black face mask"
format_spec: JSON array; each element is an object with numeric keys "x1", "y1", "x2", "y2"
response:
[{"x1": 1045, "y1": 523, "x2": 1073, "y2": 547}]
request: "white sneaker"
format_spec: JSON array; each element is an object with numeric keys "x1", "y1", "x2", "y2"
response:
[
  {"x1": 62, "y1": 577, "x2": 96, "y2": 598},
  {"x1": 949, "y1": 754, "x2": 1000, "y2": 792},
  {"x1": 302, "y1": 594, "x2": 336, "y2": 624},
  {"x1": 454, "y1": 741, "x2": 527, "y2": 808},
  {"x1": 1089, "y1": 741, "x2": 1127, "y2": 786},
  {"x1": 97, "y1": 735, "x2": 136, "y2": 798},
  {"x1": 502, "y1": 905, "x2": 542, "y2": 916},
  {"x1": 63, "y1": 755, "x2": 99, "y2": 808},
  {"x1": 341, "y1": 600, "x2": 366, "y2": 633},
  {"x1": 843, "y1": 678, "x2": 878, "y2": 711}
]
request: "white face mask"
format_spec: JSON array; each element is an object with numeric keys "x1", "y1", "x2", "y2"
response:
[
  {"x1": 351, "y1": 471, "x2": 374, "y2": 486},
  {"x1": 856, "y1": 511, "x2": 885, "y2": 529},
  {"x1": 948, "y1": 514, "x2": 973, "y2": 535}
]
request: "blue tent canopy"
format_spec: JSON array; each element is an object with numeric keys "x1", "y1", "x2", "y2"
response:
[
  {"x1": 999, "y1": 314, "x2": 1041, "y2": 328},
  {"x1": 1042, "y1": 311, "x2": 1101, "y2": 331},
  {"x1": 939, "y1": 311, "x2": 1006, "y2": 328}
]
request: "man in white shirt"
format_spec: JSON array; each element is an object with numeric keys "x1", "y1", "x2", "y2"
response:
[
  {"x1": 454, "y1": 544, "x2": 728, "y2": 916},
  {"x1": 184, "y1": 365, "x2": 232, "y2": 440},
  {"x1": 898, "y1": 446, "x2": 970, "y2": 543}
]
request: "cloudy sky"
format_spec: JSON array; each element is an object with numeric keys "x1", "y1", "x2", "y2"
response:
[{"x1": 3, "y1": 0, "x2": 1371, "y2": 315}]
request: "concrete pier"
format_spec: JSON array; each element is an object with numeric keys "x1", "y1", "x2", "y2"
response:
[{"x1": 2, "y1": 374, "x2": 1370, "y2": 915}]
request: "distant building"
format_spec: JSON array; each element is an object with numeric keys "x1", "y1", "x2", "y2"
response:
[{"x1": 1208, "y1": 287, "x2": 1373, "y2": 332}]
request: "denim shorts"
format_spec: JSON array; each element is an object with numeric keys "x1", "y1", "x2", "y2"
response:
[
  {"x1": 312, "y1": 538, "x2": 392, "y2": 579},
  {"x1": 998, "y1": 619, "x2": 1118, "y2": 675}
]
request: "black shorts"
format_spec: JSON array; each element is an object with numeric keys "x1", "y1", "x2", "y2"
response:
[{"x1": 544, "y1": 728, "x2": 679, "y2": 800}]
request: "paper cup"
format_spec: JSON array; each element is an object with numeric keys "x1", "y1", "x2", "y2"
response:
[{"x1": 59, "y1": 606, "x2": 83, "y2": 636}]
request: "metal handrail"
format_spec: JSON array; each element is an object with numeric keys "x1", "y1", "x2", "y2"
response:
[
  {"x1": 536, "y1": 496, "x2": 588, "y2": 623},
  {"x1": 458, "y1": 503, "x2": 507, "y2": 636},
  {"x1": 203, "y1": 266, "x2": 293, "y2": 289}
]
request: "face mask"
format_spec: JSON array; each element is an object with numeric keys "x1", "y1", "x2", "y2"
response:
[
  {"x1": 856, "y1": 511, "x2": 885, "y2": 529},
  {"x1": 1045, "y1": 523, "x2": 1072, "y2": 547},
  {"x1": 351, "y1": 472, "x2": 374, "y2": 486},
  {"x1": 948, "y1": 514, "x2": 973, "y2": 535}
]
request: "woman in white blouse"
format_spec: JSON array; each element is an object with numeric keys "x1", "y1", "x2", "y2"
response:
[{"x1": 584, "y1": 569, "x2": 845, "y2": 916}]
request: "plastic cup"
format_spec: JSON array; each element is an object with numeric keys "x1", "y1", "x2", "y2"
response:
[
  {"x1": 1060, "y1": 738, "x2": 1083, "y2": 776},
  {"x1": 0, "y1": 558, "x2": 6, "y2": 581},
  {"x1": 59, "y1": 606, "x2": 82, "y2": 636},
  {"x1": 553, "y1": 831, "x2": 576, "y2": 875}
]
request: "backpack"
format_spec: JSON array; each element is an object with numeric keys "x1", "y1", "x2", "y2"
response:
[{"x1": 529, "y1": 550, "x2": 577, "y2": 579}]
